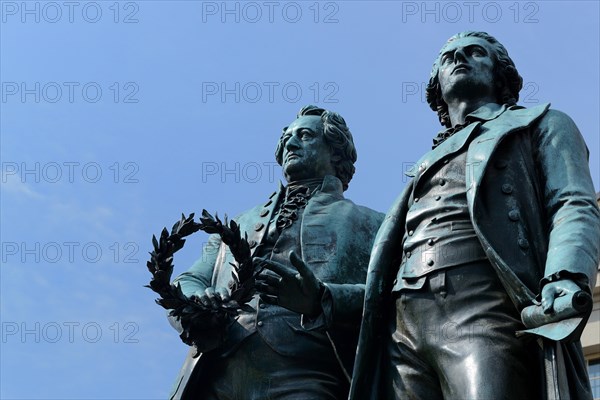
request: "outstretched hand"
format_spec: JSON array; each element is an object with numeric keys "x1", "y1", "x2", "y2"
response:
[{"x1": 254, "y1": 251, "x2": 324, "y2": 317}]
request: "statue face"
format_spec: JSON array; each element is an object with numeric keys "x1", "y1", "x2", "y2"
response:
[
  {"x1": 437, "y1": 36, "x2": 496, "y2": 103},
  {"x1": 281, "y1": 115, "x2": 335, "y2": 183}
]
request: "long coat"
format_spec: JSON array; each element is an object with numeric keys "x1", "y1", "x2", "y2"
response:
[
  {"x1": 169, "y1": 175, "x2": 384, "y2": 399},
  {"x1": 349, "y1": 103, "x2": 600, "y2": 400}
]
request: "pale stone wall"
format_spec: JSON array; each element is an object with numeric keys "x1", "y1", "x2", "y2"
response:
[{"x1": 581, "y1": 193, "x2": 600, "y2": 399}]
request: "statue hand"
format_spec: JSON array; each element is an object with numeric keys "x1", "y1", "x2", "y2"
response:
[
  {"x1": 254, "y1": 251, "x2": 324, "y2": 317},
  {"x1": 190, "y1": 286, "x2": 232, "y2": 310},
  {"x1": 541, "y1": 279, "x2": 580, "y2": 315},
  {"x1": 178, "y1": 286, "x2": 235, "y2": 352}
]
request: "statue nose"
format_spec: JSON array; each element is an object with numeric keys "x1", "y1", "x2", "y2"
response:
[
  {"x1": 454, "y1": 48, "x2": 467, "y2": 64},
  {"x1": 285, "y1": 135, "x2": 301, "y2": 150}
]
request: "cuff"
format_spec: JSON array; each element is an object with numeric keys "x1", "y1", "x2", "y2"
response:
[
  {"x1": 538, "y1": 270, "x2": 590, "y2": 298},
  {"x1": 300, "y1": 285, "x2": 333, "y2": 331}
]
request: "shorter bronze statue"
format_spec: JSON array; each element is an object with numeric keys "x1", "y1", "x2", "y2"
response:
[
  {"x1": 153, "y1": 105, "x2": 383, "y2": 399},
  {"x1": 350, "y1": 31, "x2": 600, "y2": 400}
]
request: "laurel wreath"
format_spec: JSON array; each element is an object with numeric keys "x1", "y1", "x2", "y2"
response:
[{"x1": 146, "y1": 210, "x2": 260, "y2": 353}]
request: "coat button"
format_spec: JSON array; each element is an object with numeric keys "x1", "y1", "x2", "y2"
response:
[
  {"x1": 428, "y1": 239, "x2": 435, "y2": 246},
  {"x1": 406, "y1": 251, "x2": 412, "y2": 258},
  {"x1": 439, "y1": 179, "x2": 446, "y2": 186},
  {"x1": 518, "y1": 238, "x2": 530, "y2": 249},
  {"x1": 257, "y1": 321, "x2": 264, "y2": 327},
  {"x1": 254, "y1": 223, "x2": 264, "y2": 231},
  {"x1": 508, "y1": 210, "x2": 520, "y2": 221},
  {"x1": 260, "y1": 209, "x2": 269, "y2": 217},
  {"x1": 435, "y1": 196, "x2": 441, "y2": 201},
  {"x1": 248, "y1": 240, "x2": 257, "y2": 248},
  {"x1": 408, "y1": 230, "x2": 414, "y2": 236},
  {"x1": 495, "y1": 159, "x2": 508, "y2": 169},
  {"x1": 427, "y1": 259, "x2": 434, "y2": 266},
  {"x1": 259, "y1": 303, "x2": 266, "y2": 309},
  {"x1": 501, "y1": 184, "x2": 513, "y2": 194},
  {"x1": 414, "y1": 197, "x2": 420, "y2": 203},
  {"x1": 443, "y1": 159, "x2": 449, "y2": 164}
]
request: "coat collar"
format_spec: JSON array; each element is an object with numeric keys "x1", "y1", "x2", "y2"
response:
[
  {"x1": 432, "y1": 103, "x2": 515, "y2": 139},
  {"x1": 434, "y1": 103, "x2": 522, "y2": 137},
  {"x1": 281, "y1": 175, "x2": 344, "y2": 198},
  {"x1": 466, "y1": 102, "x2": 510, "y2": 123},
  {"x1": 405, "y1": 103, "x2": 524, "y2": 178},
  {"x1": 405, "y1": 122, "x2": 481, "y2": 178},
  {"x1": 319, "y1": 175, "x2": 344, "y2": 197}
]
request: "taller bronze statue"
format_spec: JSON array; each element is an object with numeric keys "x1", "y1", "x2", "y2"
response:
[
  {"x1": 168, "y1": 105, "x2": 384, "y2": 399},
  {"x1": 350, "y1": 31, "x2": 600, "y2": 400}
]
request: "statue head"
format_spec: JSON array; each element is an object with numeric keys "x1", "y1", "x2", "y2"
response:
[
  {"x1": 275, "y1": 105, "x2": 357, "y2": 191},
  {"x1": 426, "y1": 31, "x2": 523, "y2": 127}
]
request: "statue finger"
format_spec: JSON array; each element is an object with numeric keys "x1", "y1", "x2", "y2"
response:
[
  {"x1": 190, "y1": 290, "x2": 207, "y2": 306},
  {"x1": 215, "y1": 287, "x2": 231, "y2": 302},
  {"x1": 204, "y1": 287, "x2": 220, "y2": 309},
  {"x1": 541, "y1": 283, "x2": 560, "y2": 313},
  {"x1": 553, "y1": 279, "x2": 580, "y2": 295},
  {"x1": 195, "y1": 292, "x2": 211, "y2": 308},
  {"x1": 252, "y1": 256, "x2": 270, "y2": 266},
  {"x1": 289, "y1": 251, "x2": 312, "y2": 279},
  {"x1": 260, "y1": 293, "x2": 279, "y2": 305},
  {"x1": 255, "y1": 280, "x2": 278, "y2": 296},
  {"x1": 255, "y1": 257, "x2": 295, "y2": 279},
  {"x1": 257, "y1": 273, "x2": 282, "y2": 286}
]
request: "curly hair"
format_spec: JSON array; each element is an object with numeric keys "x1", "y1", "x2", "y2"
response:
[
  {"x1": 275, "y1": 105, "x2": 357, "y2": 191},
  {"x1": 426, "y1": 31, "x2": 524, "y2": 128}
]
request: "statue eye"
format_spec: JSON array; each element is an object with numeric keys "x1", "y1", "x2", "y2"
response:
[
  {"x1": 299, "y1": 129, "x2": 313, "y2": 139},
  {"x1": 471, "y1": 47, "x2": 486, "y2": 57},
  {"x1": 282, "y1": 133, "x2": 292, "y2": 145},
  {"x1": 441, "y1": 54, "x2": 453, "y2": 64}
]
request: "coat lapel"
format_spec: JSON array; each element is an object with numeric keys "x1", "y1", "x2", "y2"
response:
[
  {"x1": 300, "y1": 176, "x2": 344, "y2": 265},
  {"x1": 247, "y1": 181, "x2": 284, "y2": 258},
  {"x1": 406, "y1": 122, "x2": 482, "y2": 189},
  {"x1": 466, "y1": 103, "x2": 550, "y2": 213}
]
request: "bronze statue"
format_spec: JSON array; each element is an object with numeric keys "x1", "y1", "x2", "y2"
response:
[
  {"x1": 350, "y1": 31, "x2": 600, "y2": 400},
  {"x1": 167, "y1": 105, "x2": 384, "y2": 399}
]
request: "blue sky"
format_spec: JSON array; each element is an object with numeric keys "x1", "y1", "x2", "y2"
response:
[{"x1": 1, "y1": 1, "x2": 599, "y2": 398}]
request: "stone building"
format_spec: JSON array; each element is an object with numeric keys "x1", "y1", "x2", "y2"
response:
[{"x1": 582, "y1": 192, "x2": 600, "y2": 398}]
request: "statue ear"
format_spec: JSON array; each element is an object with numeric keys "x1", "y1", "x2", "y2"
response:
[
  {"x1": 495, "y1": 74, "x2": 505, "y2": 89},
  {"x1": 274, "y1": 133, "x2": 286, "y2": 165}
]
